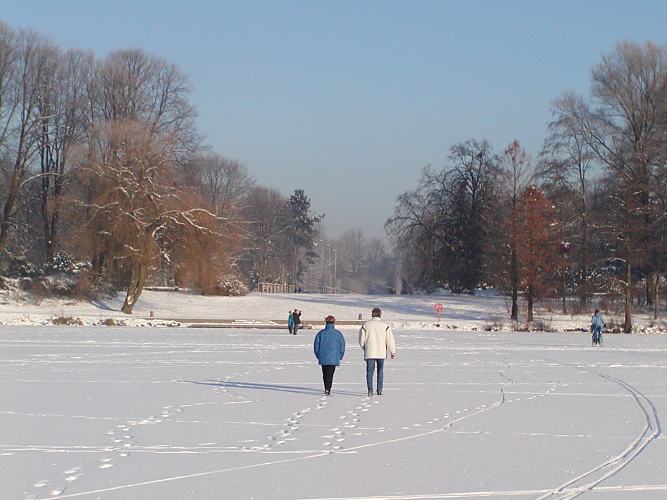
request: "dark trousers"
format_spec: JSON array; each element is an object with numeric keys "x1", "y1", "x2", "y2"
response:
[
  {"x1": 366, "y1": 359, "x2": 385, "y2": 392},
  {"x1": 321, "y1": 365, "x2": 336, "y2": 392}
]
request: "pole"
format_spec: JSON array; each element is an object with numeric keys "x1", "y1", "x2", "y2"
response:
[
  {"x1": 333, "y1": 249, "x2": 337, "y2": 293},
  {"x1": 319, "y1": 239, "x2": 324, "y2": 293},
  {"x1": 327, "y1": 244, "x2": 331, "y2": 293}
]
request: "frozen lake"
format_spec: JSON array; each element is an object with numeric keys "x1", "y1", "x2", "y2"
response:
[{"x1": 1, "y1": 326, "x2": 666, "y2": 499}]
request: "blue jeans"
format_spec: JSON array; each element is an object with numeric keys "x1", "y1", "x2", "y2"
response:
[
  {"x1": 366, "y1": 359, "x2": 385, "y2": 392},
  {"x1": 592, "y1": 325, "x2": 602, "y2": 344}
]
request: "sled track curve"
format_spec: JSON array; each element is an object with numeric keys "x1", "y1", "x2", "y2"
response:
[{"x1": 537, "y1": 369, "x2": 661, "y2": 499}]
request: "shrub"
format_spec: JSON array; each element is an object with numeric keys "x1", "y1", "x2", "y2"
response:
[
  {"x1": 8, "y1": 256, "x2": 42, "y2": 278},
  {"x1": 52, "y1": 316, "x2": 84, "y2": 326},
  {"x1": 19, "y1": 278, "x2": 48, "y2": 297},
  {"x1": 99, "y1": 318, "x2": 125, "y2": 326},
  {"x1": 213, "y1": 277, "x2": 249, "y2": 296},
  {"x1": 44, "y1": 253, "x2": 90, "y2": 275},
  {"x1": 532, "y1": 318, "x2": 555, "y2": 332}
]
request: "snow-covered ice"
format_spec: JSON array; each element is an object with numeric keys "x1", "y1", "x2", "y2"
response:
[{"x1": 2, "y1": 324, "x2": 666, "y2": 499}]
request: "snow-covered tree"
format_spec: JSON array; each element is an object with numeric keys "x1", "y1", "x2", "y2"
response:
[{"x1": 80, "y1": 120, "x2": 223, "y2": 313}]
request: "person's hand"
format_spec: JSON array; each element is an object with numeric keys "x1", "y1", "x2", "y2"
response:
[{"x1": 391, "y1": 353, "x2": 395, "y2": 359}]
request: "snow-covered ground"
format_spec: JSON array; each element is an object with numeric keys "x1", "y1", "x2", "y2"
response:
[
  {"x1": 1, "y1": 289, "x2": 664, "y2": 333},
  {"x1": 2, "y1": 325, "x2": 667, "y2": 499}
]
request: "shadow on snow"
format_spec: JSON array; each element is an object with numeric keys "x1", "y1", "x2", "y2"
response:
[{"x1": 186, "y1": 379, "x2": 364, "y2": 397}]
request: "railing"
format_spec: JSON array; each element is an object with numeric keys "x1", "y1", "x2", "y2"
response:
[
  {"x1": 256, "y1": 283, "x2": 356, "y2": 294},
  {"x1": 257, "y1": 282, "x2": 292, "y2": 293}
]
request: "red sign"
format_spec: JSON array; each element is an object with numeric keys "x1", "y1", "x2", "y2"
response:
[{"x1": 434, "y1": 303, "x2": 443, "y2": 321}]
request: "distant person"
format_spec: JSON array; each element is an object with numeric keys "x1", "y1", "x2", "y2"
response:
[
  {"x1": 293, "y1": 309, "x2": 302, "y2": 335},
  {"x1": 591, "y1": 309, "x2": 605, "y2": 346},
  {"x1": 359, "y1": 307, "x2": 396, "y2": 396},
  {"x1": 288, "y1": 310, "x2": 294, "y2": 335},
  {"x1": 313, "y1": 315, "x2": 346, "y2": 396}
]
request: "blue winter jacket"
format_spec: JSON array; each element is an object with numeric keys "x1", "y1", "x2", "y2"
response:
[
  {"x1": 591, "y1": 313, "x2": 605, "y2": 329},
  {"x1": 288, "y1": 314, "x2": 295, "y2": 327},
  {"x1": 314, "y1": 324, "x2": 346, "y2": 366}
]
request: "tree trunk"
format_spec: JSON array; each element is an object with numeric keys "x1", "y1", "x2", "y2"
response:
[
  {"x1": 510, "y1": 248, "x2": 519, "y2": 322},
  {"x1": 561, "y1": 259, "x2": 567, "y2": 314},
  {"x1": 623, "y1": 258, "x2": 633, "y2": 333},
  {"x1": 122, "y1": 261, "x2": 147, "y2": 314},
  {"x1": 646, "y1": 271, "x2": 655, "y2": 306},
  {"x1": 0, "y1": 172, "x2": 21, "y2": 256},
  {"x1": 579, "y1": 184, "x2": 589, "y2": 309},
  {"x1": 527, "y1": 287, "x2": 534, "y2": 325},
  {"x1": 655, "y1": 274, "x2": 660, "y2": 321}
]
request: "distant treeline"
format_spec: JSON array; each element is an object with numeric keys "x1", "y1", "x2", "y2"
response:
[
  {"x1": 388, "y1": 41, "x2": 667, "y2": 331},
  {"x1": 0, "y1": 22, "x2": 373, "y2": 312}
]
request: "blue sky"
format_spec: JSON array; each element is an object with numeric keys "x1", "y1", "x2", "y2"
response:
[{"x1": 2, "y1": 0, "x2": 666, "y2": 239}]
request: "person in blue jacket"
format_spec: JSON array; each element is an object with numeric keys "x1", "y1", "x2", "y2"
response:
[
  {"x1": 313, "y1": 315, "x2": 346, "y2": 396},
  {"x1": 287, "y1": 310, "x2": 294, "y2": 334},
  {"x1": 591, "y1": 309, "x2": 605, "y2": 346}
]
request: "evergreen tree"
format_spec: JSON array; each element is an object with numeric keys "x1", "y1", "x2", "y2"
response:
[{"x1": 283, "y1": 189, "x2": 323, "y2": 288}]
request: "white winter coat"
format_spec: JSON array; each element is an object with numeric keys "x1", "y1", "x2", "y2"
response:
[{"x1": 359, "y1": 317, "x2": 396, "y2": 359}]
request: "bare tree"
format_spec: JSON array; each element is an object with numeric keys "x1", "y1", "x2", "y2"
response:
[
  {"x1": 558, "y1": 41, "x2": 667, "y2": 331},
  {"x1": 94, "y1": 49, "x2": 196, "y2": 142},
  {"x1": 541, "y1": 93, "x2": 597, "y2": 309},
  {"x1": 240, "y1": 186, "x2": 290, "y2": 285},
  {"x1": 447, "y1": 139, "x2": 500, "y2": 292},
  {"x1": 386, "y1": 165, "x2": 450, "y2": 291},
  {"x1": 514, "y1": 186, "x2": 560, "y2": 324},
  {"x1": 81, "y1": 120, "x2": 222, "y2": 313},
  {"x1": 495, "y1": 141, "x2": 532, "y2": 322},
  {"x1": 36, "y1": 48, "x2": 93, "y2": 264},
  {"x1": 339, "y1": 228, "x2": 365, "y2": 280},
  {"x1": 0, "y1": 29, "x2": 54, "y2": 260},
  {"x1": 182, "y1": 152, "x2": 255, "y2": 217}
]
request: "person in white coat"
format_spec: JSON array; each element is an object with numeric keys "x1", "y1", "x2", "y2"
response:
[{"x1": 359, "y1": 307, "x2": 396, "y2": 396}]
